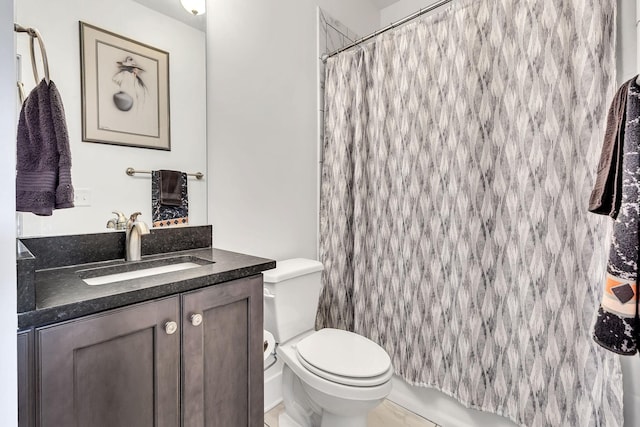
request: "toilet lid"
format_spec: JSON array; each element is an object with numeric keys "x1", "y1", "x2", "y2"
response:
[
  {"x1": 296, "y1": 351, "x2": 393, "y2": 387},
  {"x1": 295, "y1": 328, "x2": 391, "y2": 380}
]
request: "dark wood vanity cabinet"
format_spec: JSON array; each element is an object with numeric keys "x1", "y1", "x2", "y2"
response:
[{"x1": 21, "y1": 275, "x2": 264, "y2": 427}]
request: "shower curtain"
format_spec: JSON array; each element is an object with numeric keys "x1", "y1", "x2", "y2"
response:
[{"x1": 316, "y1": 1, "x2": 622, "y2": 426}]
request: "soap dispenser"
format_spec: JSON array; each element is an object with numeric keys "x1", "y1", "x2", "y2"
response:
[{"x1": 106, "y1": 211, "x2": 127, "y2": 230}]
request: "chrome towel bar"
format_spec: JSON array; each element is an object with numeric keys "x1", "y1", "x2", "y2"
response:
[{"x1": 126, "y1": 167, "x2": 204, "y2": 180}]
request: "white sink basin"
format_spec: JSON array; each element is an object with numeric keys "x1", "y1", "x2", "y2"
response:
[
  {"x1": 83, "y1": 262, "x2": 202, "y2": 286},
  {"x1": 77, "y1": 256, "x2": 212, "y2": 286}
]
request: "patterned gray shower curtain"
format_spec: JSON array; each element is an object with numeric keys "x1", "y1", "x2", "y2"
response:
[{"x1": 316, "y1": 1, "x2": 622, "y2": 426}]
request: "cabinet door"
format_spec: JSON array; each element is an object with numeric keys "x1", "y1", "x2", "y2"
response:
[
  {"x1": 37, "y1": 297, "x2": 180, "y2": 427},
  {"x1": 18, "y1": 330, "x2": 34, "y2": 427},
  {"x1": 182, "y1": 275, "x2": 264, "y2": 427}
]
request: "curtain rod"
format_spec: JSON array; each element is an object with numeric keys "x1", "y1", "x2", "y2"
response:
[{"x1": 322, "y1": 0, "x2": 454, "y2": 62}]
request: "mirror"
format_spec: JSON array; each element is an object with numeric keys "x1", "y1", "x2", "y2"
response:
[{"x1": 16, "y1": 0, "x2": 207, "y2": 237}]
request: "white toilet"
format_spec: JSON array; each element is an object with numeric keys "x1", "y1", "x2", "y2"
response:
[{"x1": 263, "y1": 259, "x2": 393, "y2": 427}]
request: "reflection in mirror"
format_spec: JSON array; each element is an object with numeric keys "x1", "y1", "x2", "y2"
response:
[{"x1": 16, "y1": 0, "x2": 207, "y2": 237}]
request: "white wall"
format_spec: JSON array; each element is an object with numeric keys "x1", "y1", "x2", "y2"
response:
[
  {"x1": 0, "y1": 0, "x2": 18, "y2": 424},
  {"x1": 380, "y1": 0, "x2": 446, "y2": 23},
  {"x1": 617, "y1": 0, "x2": 637, "y2": 83},
  {"x1": 16, "y1": 0, "x2": 207, "y2": 237},
  {"x1": 206, "y1": 0, "x2": 379, "y2": 260}
]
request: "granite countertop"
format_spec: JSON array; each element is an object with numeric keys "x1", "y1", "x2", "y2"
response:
[{"x1": 17, "y1": 226, "x2": 276, "y2": 329}]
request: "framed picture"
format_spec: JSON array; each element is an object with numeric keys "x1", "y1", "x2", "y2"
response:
[{"x1": 80, "y1": 22, "x2": 171, "y2": 150}]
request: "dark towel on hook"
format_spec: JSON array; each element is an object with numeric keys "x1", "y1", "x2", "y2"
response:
[
  {"x1": 588, "y1": 76, "x2": 635, "y2": 219},
  {"x1": 16, "y1": 79, "x2": 74, "y2": 216},
  {"x1": 159, "y1": 169, "x2": 183, "y2": 206}
]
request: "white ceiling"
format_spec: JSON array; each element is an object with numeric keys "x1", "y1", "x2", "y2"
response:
[
  {"x1": 133, "y1": 0, "x2": 400, "y2": 31},
  {"x1": 370, "y1": 0, "x2": 401, "y2": 9},
  {"x1": 132, "y1": 0, "x2": 206, "y2": 31},
  {"x1": 133, "y1": 0, "x2": 400, "y2": 33}
]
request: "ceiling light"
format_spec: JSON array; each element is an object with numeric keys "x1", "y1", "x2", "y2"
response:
[{"x1": 180, "y1": 0, "x2": 205, "y2": 16}]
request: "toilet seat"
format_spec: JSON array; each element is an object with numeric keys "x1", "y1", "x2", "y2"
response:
[{"x1": 295, "y1": 328, "x2": 392, "y2": 387}]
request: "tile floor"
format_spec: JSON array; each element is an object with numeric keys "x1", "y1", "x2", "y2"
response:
[{"x1": 264, "y1": 399, "x2": 440, "y2": 427}]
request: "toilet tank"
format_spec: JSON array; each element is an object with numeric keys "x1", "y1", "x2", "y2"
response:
[{"x1": 263, "y1": 258, "x2": 324, "y2": 343}]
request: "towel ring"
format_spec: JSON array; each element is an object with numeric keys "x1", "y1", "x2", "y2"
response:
[{"x1": 14, "y1": 24, "x2": 50, "y2": 85}]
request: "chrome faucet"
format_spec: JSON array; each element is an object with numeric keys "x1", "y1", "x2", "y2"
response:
[
  {"x1": 125, "y1": 212, "x2": 150, "y2": 261},
  {"x1": 106, "y1": 211, "x2": 127, "y2": 230}
]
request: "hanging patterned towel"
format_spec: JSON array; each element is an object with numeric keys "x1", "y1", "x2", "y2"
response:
[
  {"x1": 593, "y1": 79, "x2": 640, "y2": 355},
  {"x1": 151, "y1": 170, "x2": 189, "y2": 227}
]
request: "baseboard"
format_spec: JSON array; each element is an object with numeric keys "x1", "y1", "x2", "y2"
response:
[
  {"x1": 264, "y1": 359, "x2": 284, "y2": 412},
  {"x1": 387, "y1": 376, "x2": 517, "y2": 427}
]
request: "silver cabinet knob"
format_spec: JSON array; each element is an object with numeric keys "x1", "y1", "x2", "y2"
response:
[
  {"x1": 164, "y1": 321, "x2": 178, "y2": 335},
  {"x1": 190, "y1": 313, "x2": 203, "y2": 327}
]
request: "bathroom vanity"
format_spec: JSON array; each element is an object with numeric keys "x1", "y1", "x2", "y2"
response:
[{"x1": 16, "y1": 226, "x2": 275, "y2": 427}]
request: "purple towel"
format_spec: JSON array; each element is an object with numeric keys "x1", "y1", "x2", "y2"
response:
[{"x1": 16, "y1": 79, "x2": 74, "y2": 216}]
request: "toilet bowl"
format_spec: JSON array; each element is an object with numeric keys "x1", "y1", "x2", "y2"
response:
[
  {"x1": 263, "y1": 259, "x2": 393, "y2": 427},
  {"x1": 277, "y1": 330, "x2": 393, "y2": 427}
]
